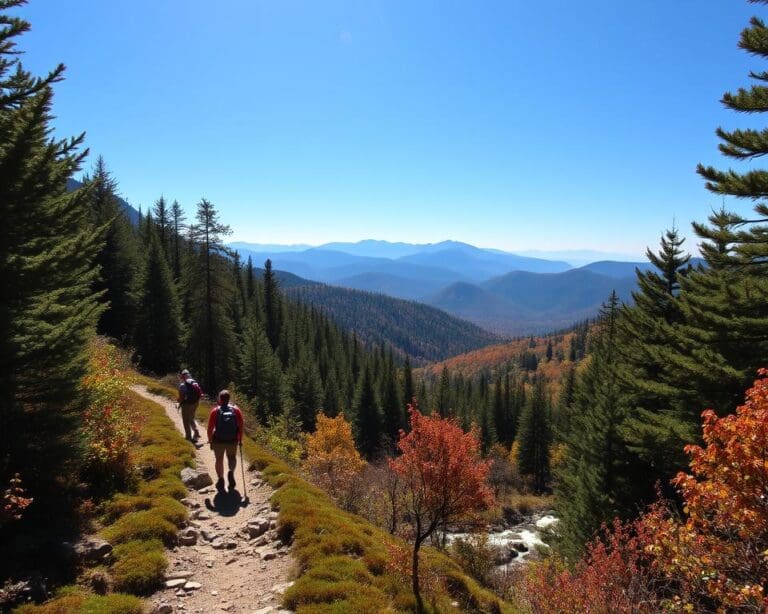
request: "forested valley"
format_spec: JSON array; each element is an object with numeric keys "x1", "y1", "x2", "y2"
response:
[{"x1": 3, "y1": 0, "x2": 768, "y2": 612}]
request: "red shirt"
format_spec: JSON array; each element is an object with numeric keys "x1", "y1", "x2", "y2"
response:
[{"x1": 207, "y1": 404, "x2": 244, "y2": 443}]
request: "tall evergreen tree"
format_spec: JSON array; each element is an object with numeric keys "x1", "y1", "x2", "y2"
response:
[
  {"x1": 185, "y1": 198, "x2": 237, "y2": 392},
  {"x1": 0, "y1": 0, "x2": 104, "y2": 508},
  {"x1": 402, "y1": 355, "x2": 415, "y2": 409},
  {"x1": 133, "y1": 229, "x2": 183, "y2": 374},
  {"x1": 263, "y1": 259, "x2": 282, "y2": 353},
  {"x1": 381, "y1": 364, "x2": 404, "y2": 450},
  {"x1": 555, "y1": 293, "x2": 637, "y2": 558},
  {"x1": 352, "y1": 364, "x2": 383, "y2": 460},
  {"x1": 153, "y1": 195, "x2": 170, "y2": 262},
  {"x1": 436, "y1": 366, "x2": 451, "y2": 418},
  {"x1": 170, "y1": 199, "x2": 185, "y2": 280},
  {"x1": 687, "y1": 3, "x2": 768, "y2": 406},
  {"x1": 238, "y1": 317, "x2": 283, "y2": 423},
  {"x1": 516, "y1": 377, "x2": 551, "y2": 493},
  {"x1": 84, "y1": 156, "x2": 138, "y2": 341},
  {"x1": 618, "y1": 228, "x2": 694, "y2": 491},
  {"x1": 286, "y1": 351, "x2": 323, "y2": 432}
]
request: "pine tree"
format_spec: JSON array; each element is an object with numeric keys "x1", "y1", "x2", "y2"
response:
[
  {"x1": 286, "y1": 351, "x2": 323, "y2": 432},
  {"x1": 238, "y1": 317, "x2": 284, "y2": 423},
  {"x1": 0, "y1": 0, "x2": 104, "y2": 507},
  {"x1": 133, "y1": 228, "x2": 183, "y2": 374},
  {"x1": 245, "y1": 255, "x2": 256, "y2": 301},
  {"x1": 381, "y1": 364, "x2": 404, "y2": 451},
  {"x1": 402, "y1": 355, "x2": 415, "y2": 409},
  {"x1": 516, "y1": 377, "x2": 551, "y2": 493},
  {"x1": 477, "y1": 397, "x2": 497, "y2": 454},
  {"x1": 84, "y1": 156, "x2": 139, "y2": 341},
  {"x1": 263, "y1": 259, "x2": 282, "y2": 352},
  {"x1": 436, "y1": 366, "x2": 451, "y2": 418},
  {"x1": 153, "y1": 195, "x2": 170, "y2": 262},
  {"x1": 352, "y1": 364, "x2": 383, "y2": 460},
  {"x1": 170, "y1": 199, "x2": 185, "y2": 280},
  {"x1": 687, "y1": 3, "x2": 768, "y2": 406},
  {"x1": 553, "y1": 364, "x2": 576, "y2": 442},
  {"x1": 618, "y1": 228, "x2": 694, "y2": 493},
  {"x1": 555, "y1": 293, "x2": 637, "y2": 558},
  {"x1": 185, "y1": 198, "x2": 237, "y2": 392}
]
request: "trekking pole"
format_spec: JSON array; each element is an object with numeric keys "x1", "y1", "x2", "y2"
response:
[{"x1": 240, "y1": 443, "x2": 248, "y2": 504}]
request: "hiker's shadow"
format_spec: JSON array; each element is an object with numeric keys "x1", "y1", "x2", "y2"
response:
[{"x1": 205, "y1": 490, "x2": 247, "y2": 517}]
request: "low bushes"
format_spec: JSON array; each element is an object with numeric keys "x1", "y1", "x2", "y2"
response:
[
  {"x1": 14, "y1": 389, "x2": 192, "y2": 612},
  {"x1": 241, "y1": 435, "x2": 514, "y2": 612},
  {"x1": 101, "y1": 392, "x2": 191, "y2": 592},
  {"x1": 110, "y1": 539, "x2": 167, "y2": 594},
  {"x1": 14, "y1": 587, "x2": 143, "y2": 614},
  {"x1": 144, "y1": 376, "x2": 513, "y2": 612}
]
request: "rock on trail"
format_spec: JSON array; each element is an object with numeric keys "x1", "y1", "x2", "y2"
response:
[{"x1": 130, "y1": 385, "x2": 295, "y2": 614}]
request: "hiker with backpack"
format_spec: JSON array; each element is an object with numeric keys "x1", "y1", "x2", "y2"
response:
[
  {"x1": 207, "y1": 389, "x2": 244, "y2": 492},
  {"x1": 178, "y1": 369, "x2": 203, "y2": 443}
]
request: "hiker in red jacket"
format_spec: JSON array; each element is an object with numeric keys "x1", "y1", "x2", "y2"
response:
[{"x1": 207, "y1": 390, "x2": 244, "y2": 492}]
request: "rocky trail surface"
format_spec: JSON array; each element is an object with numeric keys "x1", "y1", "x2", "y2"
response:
[{"x1": 131, "y1": 385, "x2": 295, "y2": 614}]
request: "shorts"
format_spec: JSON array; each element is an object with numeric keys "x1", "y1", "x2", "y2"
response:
[{"x1": 211, "y1": 441, "x2": 238, "y2": 458}]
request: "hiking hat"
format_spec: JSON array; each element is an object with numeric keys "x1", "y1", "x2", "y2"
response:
[{"x1": 181, "y1": 369, "x2": 191, "y2": 377}]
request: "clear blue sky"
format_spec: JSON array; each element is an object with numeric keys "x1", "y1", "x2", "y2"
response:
[{"x1": 18, "y1": 1, "x2": 763, "y2": 256}]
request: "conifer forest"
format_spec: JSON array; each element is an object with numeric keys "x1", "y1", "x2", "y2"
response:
[{"x1": 2, "y1": 0, "x2": 768, "y2": 612}]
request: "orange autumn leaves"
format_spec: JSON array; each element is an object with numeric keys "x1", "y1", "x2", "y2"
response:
[
  {"x1": 390, "y1": 405, "x2": 494, "y2": 526},
  {"x1": 302, "y1": 412, "x2": 366, "y2": 505},
  {"x1": 522, "y1": 370, "x2": 768, "y2": 613},
  {"x1": 642, "y1": 368, "x2": 768, "y2": 610}
]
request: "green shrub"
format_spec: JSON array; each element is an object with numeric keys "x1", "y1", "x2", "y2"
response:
[
  {"x1": 110, "y1": 539, "x2": 167, "y2": 594},
  {"x1": 13, "y1": 591, "x2": 143, "y2": 614},
  {"x1": 102, "y1": 494, "x2": 152, "y2": 523},
  {"x1": 150, "y1": 496, "x2": 187, "y2": 526},
  {"x1": 102, "y1": 508, "x2": 177, "y2": 546},
  {"x1": 137, "y1": 475, "x2": 187, "y2": 500}
]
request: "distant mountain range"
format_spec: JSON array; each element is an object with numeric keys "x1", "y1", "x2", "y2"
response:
[{"x1": 232, "y1": 240, "x2": 665, "y2": 335}]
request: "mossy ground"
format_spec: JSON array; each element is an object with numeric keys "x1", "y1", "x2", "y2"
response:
[
  {"x1": 136, "y1": 376, "x2": 517, "y2": 612},
  {"x1": 14, "y1": 390, "x2": 193, "y2": 612}
]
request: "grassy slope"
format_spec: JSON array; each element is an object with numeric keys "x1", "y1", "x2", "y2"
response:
[
  {"x1": 143, "y1": 376, "x2": 518, "y2": 613},
  {"x1": 15, "y1": 390, "x2": 194, "y2": 614}
]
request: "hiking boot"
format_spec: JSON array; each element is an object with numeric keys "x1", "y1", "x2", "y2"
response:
[
  {"x1": 227, "y1": 471, "x2": 236, "y2": 491},
  {"x1": 216, "y1": 477, "x2": 225, "y2": 493}
]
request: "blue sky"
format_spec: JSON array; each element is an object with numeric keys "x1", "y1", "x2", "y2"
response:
[{"x1": 18, "y1": 1, "x2": 763, "y2": 256}]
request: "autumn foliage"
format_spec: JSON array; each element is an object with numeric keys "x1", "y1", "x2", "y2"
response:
[
  {"x1": 518, "y1": 370, "x2": 768, "y2": 613},
  {"x1": 81, "y1": 340, "x2": 144, "y2": 487},
  {"x1": 390, "y1": 404, "x2": 494, "y2": 612},
  {"x1": 302, "y1": 412, "x2": 366, "y2": 507},
  {"x1": 642, "y1": 368, "x2": 768, "y2": 611},
  {"x1": 0, "y1": 473, "x2": 33, "y2": 528}
]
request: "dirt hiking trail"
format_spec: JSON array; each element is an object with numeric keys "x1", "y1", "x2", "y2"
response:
[{"x1": 131, "y1": 385, "x2": 295, "y2": 614}]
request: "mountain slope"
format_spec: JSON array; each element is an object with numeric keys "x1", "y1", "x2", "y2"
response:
[
  {"x1": 285, "y1": 282, "x2": 501, "y2": 363},
  {"x1": 428, "y1": 269, "x2": 637, "y2": 335}
]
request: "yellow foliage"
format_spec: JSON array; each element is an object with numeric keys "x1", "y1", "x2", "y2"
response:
[
  {"x1": 302, "y1": 413, "x2": 366, "y2": 503},
  {"x1": 549, "y1": 442, "x2": 567, "y2": 472},
  {"x1": 508, "y1": 440, "x2": 520, "y2": 472}
]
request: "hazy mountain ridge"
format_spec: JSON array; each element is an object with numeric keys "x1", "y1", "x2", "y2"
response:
[
  {"x1": 427, "y1": 269, "x2": 638, "y2": 335},
  {"x1": 234, "y1": 240, "x2": 653, "y2": 335}
]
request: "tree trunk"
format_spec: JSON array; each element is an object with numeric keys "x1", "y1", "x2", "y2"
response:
[{"x1": 412, "y1": 532, "x2": 424, "y2": 614}]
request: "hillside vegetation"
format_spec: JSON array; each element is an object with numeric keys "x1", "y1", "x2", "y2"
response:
[{"x1": 287, "y1": 283, "x2": 501, "y2": 363}]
